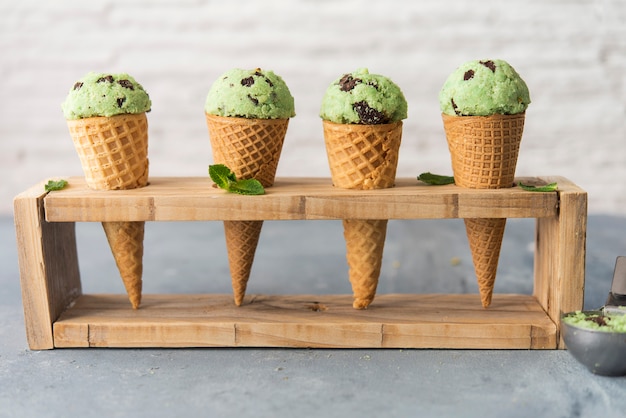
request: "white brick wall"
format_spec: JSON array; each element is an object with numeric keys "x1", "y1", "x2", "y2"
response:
[{"x1": 2, "y1": 0, "x2": 625, "y2": 215}]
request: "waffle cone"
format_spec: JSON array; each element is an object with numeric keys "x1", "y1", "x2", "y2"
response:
[
  {"x1": 67, "y1": 113, "x2": 149, "y2": 309},
  {"x1": 322, "y1": 120, "x2": 402, "y2": 309},
  {"x1": 223, "y1": 220, "x2": 263, "y2": 306},
  {"x1": 206, "y1": 114, "x2": 289, "y2": 305},
  {"x1": 464, "y1": 217, "x2": 506, "y2": 308},
  {"x1": 442, "y1": 112, "x2": 525, "y2": 307},
  {"x1": 442, "y1": 113, "x2": 524, "y2": 189},
  {"x1": 206, "y1": 114, "x2": 288, "y2": 188},
  {"x1": 67, "y1": 113, "x2": 149, "y2": 190},
  {"x1": 102, "y1": 221, "x2": 144, "y2": 309},
  {"x1": 343, "y1": 219, "x2": 388, "y2": 309},
  {"x1": 322, "y1": 120, "x2": 402, "y2": 190}
]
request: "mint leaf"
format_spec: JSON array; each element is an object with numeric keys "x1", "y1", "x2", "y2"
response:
[
  {"x1": 418, "y1": 172, "x2": 455, "y2": 185},
  {"x1": 228, "y1": 178, "x2": 265, "y2": 195},
  {"x1": 44, "y1": 179, "x2": 68, "y2": 192},
  {"x1": 209, "y1": 164, "x2": 265, "y2": 195},
  {"x1": 518, "y1": 182, "x2": 558, "y2": 192},
  {"x1": 209, "y1": 164, "x2": 237, "y2": 189}
]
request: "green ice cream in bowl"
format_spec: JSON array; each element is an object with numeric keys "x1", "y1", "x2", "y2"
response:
[{"x1": 561, "y1": 257, "x2": 626, "y2": 376}]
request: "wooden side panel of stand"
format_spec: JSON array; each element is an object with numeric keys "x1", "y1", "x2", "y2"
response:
[
  {"x1": 53, "y1": 294, "x2": 557, "y2": 349},
  {"x1": 534, "y1": 176, "x2": 587, "y2": 348},
  {"x1": 13, "y1": 181, "x2": 82, "y2": 349}
]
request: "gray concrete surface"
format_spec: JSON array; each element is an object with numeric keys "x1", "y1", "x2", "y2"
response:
[{"x1": 2, "y1": 215, "x2": 626, "y2": 417}]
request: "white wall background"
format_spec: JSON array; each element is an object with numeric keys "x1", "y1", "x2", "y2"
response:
[{"x1": 2, "y1": 0, "x2": 625, "y2": 215}]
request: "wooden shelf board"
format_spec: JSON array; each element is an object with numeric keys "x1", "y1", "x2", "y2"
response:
[
  {"x1": 43, "y1": 177, "x2": 559, "y2": 222},
  {"x1": 53, "y1": 293, "x2": 557, "y2": 349}
]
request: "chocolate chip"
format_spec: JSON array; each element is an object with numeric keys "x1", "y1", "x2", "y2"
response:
[
  {"x1": 254, "y1": 70, "x2": 263, "y2": 77},
  {"x1": 367, "y1": 81, "x2": 380, "y2": 91},
  {"x1": 97, "y1": 75, "x2": 114, "y2": 83},
  {"x1": 451, "y1": 98, "x2": 461, "y2": 116},
  {"x1": 480, "y1": 60, "x2": 496, "y2": 73},
  {"x1": 241, "y1": 77, "x2": 255, "y2": 87},
  {"x1": 117, "y1": 79, "x2": 134, "y2": 90},
  {"x1": 352, "y1": 101, "x2": 390, "y2": 124},
  {"x1": 73, "y1": 82, "x2": 83, "y2": 91},
  {"x1": 339, "y1": 74, "x2": 362, "y2": 92},
  {"x1": 248, "y1": 94, "x2": 259, "y2": 105},
  {"x1": 117, "y1": 97, "x2": 126, "y2": 108},
  {"x1": 463, "y1": 70, "x2": 475, "y2": 81},
  {"x1": 587, "y1": 315, "x2": 608, "y2": 326}
]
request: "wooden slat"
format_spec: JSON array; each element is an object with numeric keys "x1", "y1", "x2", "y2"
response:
[
  {"x1": 43, "y1": 177, "x2": 559, "y2": 222},
  {"x1": 13, "y1": 180, "x2": 83, "y2": 349},
  {"x1": 53, "y1": 294, "x2": 557, "y2": 349},
  {"x1": 533, "y1": 176, "x2": 587, "y2": 348}
]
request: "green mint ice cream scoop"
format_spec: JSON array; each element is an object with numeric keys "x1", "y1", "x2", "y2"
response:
[
  {"x1": 320, "y1": 68, "x2": 407, "y2": 125},
  {"x1": 439, "y1": 59, "x2": 530, "y2": 116},
  {"x1": 205, "y1": 68, "x2": 295, "y2": 119},
  {"x1": 61, "y1": 72, "x2": 151, "y2": 120}
]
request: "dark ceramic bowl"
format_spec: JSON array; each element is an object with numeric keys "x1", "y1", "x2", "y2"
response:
[{"x1": 561, "y1": 311, "x2": 626, "y2": 376}]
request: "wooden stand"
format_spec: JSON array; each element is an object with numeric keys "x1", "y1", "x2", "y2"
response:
[{"x1": 14, "y1": 176, "x2": 586, "y2": 350}]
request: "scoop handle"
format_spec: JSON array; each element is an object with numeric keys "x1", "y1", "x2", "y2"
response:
[{"x1": 611, "y1": 256, "x2": 626, "y2": 296}]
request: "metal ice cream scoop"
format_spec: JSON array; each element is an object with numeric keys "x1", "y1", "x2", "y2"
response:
[
  {"x1": 603, "y1": 256, "x2": 626, "y2": 315},
  {"x1": 561, "y1": 256, "x2": 626, "y2": 376}
]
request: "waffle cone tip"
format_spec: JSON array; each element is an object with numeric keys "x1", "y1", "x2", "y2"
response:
[
  {"x1": 129, "y1": 294, "x2": 141, "y2": 310},
  {"x1": 102, "y1": 221, "x2": 144, "y2": 309},
  {"x1": 480, "y1": 291, "x2": 493, "y2": 308},
  {"x1": 343, "y1": 219, "x2": 388, "y2": 310},
  {"x1": 353, "y1": 297, "x2": 374, "y2": 310},
  {"x1": 223, "y1": 220, "x2": 263, "y2": 306},
  {"x1": 464, "y1": 217, "x2": 506, "y2": 309}
]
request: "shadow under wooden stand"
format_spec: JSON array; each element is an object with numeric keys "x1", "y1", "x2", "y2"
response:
[{"x1": 14, "y1": 177, "x2": 586, "y2": 350}]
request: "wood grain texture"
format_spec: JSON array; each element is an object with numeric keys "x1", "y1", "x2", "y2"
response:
[
  {"x1": 43, "y1": 177, "x2": 559, "y2": 222},
  {"x1": 13, "y1": 180, "x2": 82, "y2": 349},
  {"x1": 53, "y1": 294, "x2": 556, "y2": 349},
  {"x1": 533, "y1": 176, "x2": 587, "y2": 348},
  {"x1": 14, "y1": 176, "x2": 584, "y2": 350}
]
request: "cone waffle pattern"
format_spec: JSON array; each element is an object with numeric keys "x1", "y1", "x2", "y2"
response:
[
  {"x1": 442, "y1": 113, "x2": 525, "y2": 307},
  {"x1": 67, "y1": 113, "x2": 149, "y2": 309},
  {"x1": 442, "y1": 113, "x2": 524, "y2": 189},
  {"x1": 323, "y1": 121, "x2": 403, "y2": 309},
  {"x1": 206, "y1": 114, "x2": 288, "y2": 188},
  {"x1": 323, "y1": 120, "x2": 402, "y2": 190},
  {"x1": 102, "y1": 221, "x2": 144, "y2": 309},
  {"x1": 67, "y1": 113, "x2": 149, "y2": 190},
  {"x1": 343, "y1": 219, "x2": 388, "y2": 309},
  {"x1": 223, "y1": 220, "x2": 263, "y2": 306},
  {"x1": 464, "y1": 217, "x2": 506, "y2": 308},
  {"x1": 206, "y1": 114, "x2": 289, "y2": 305}
]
